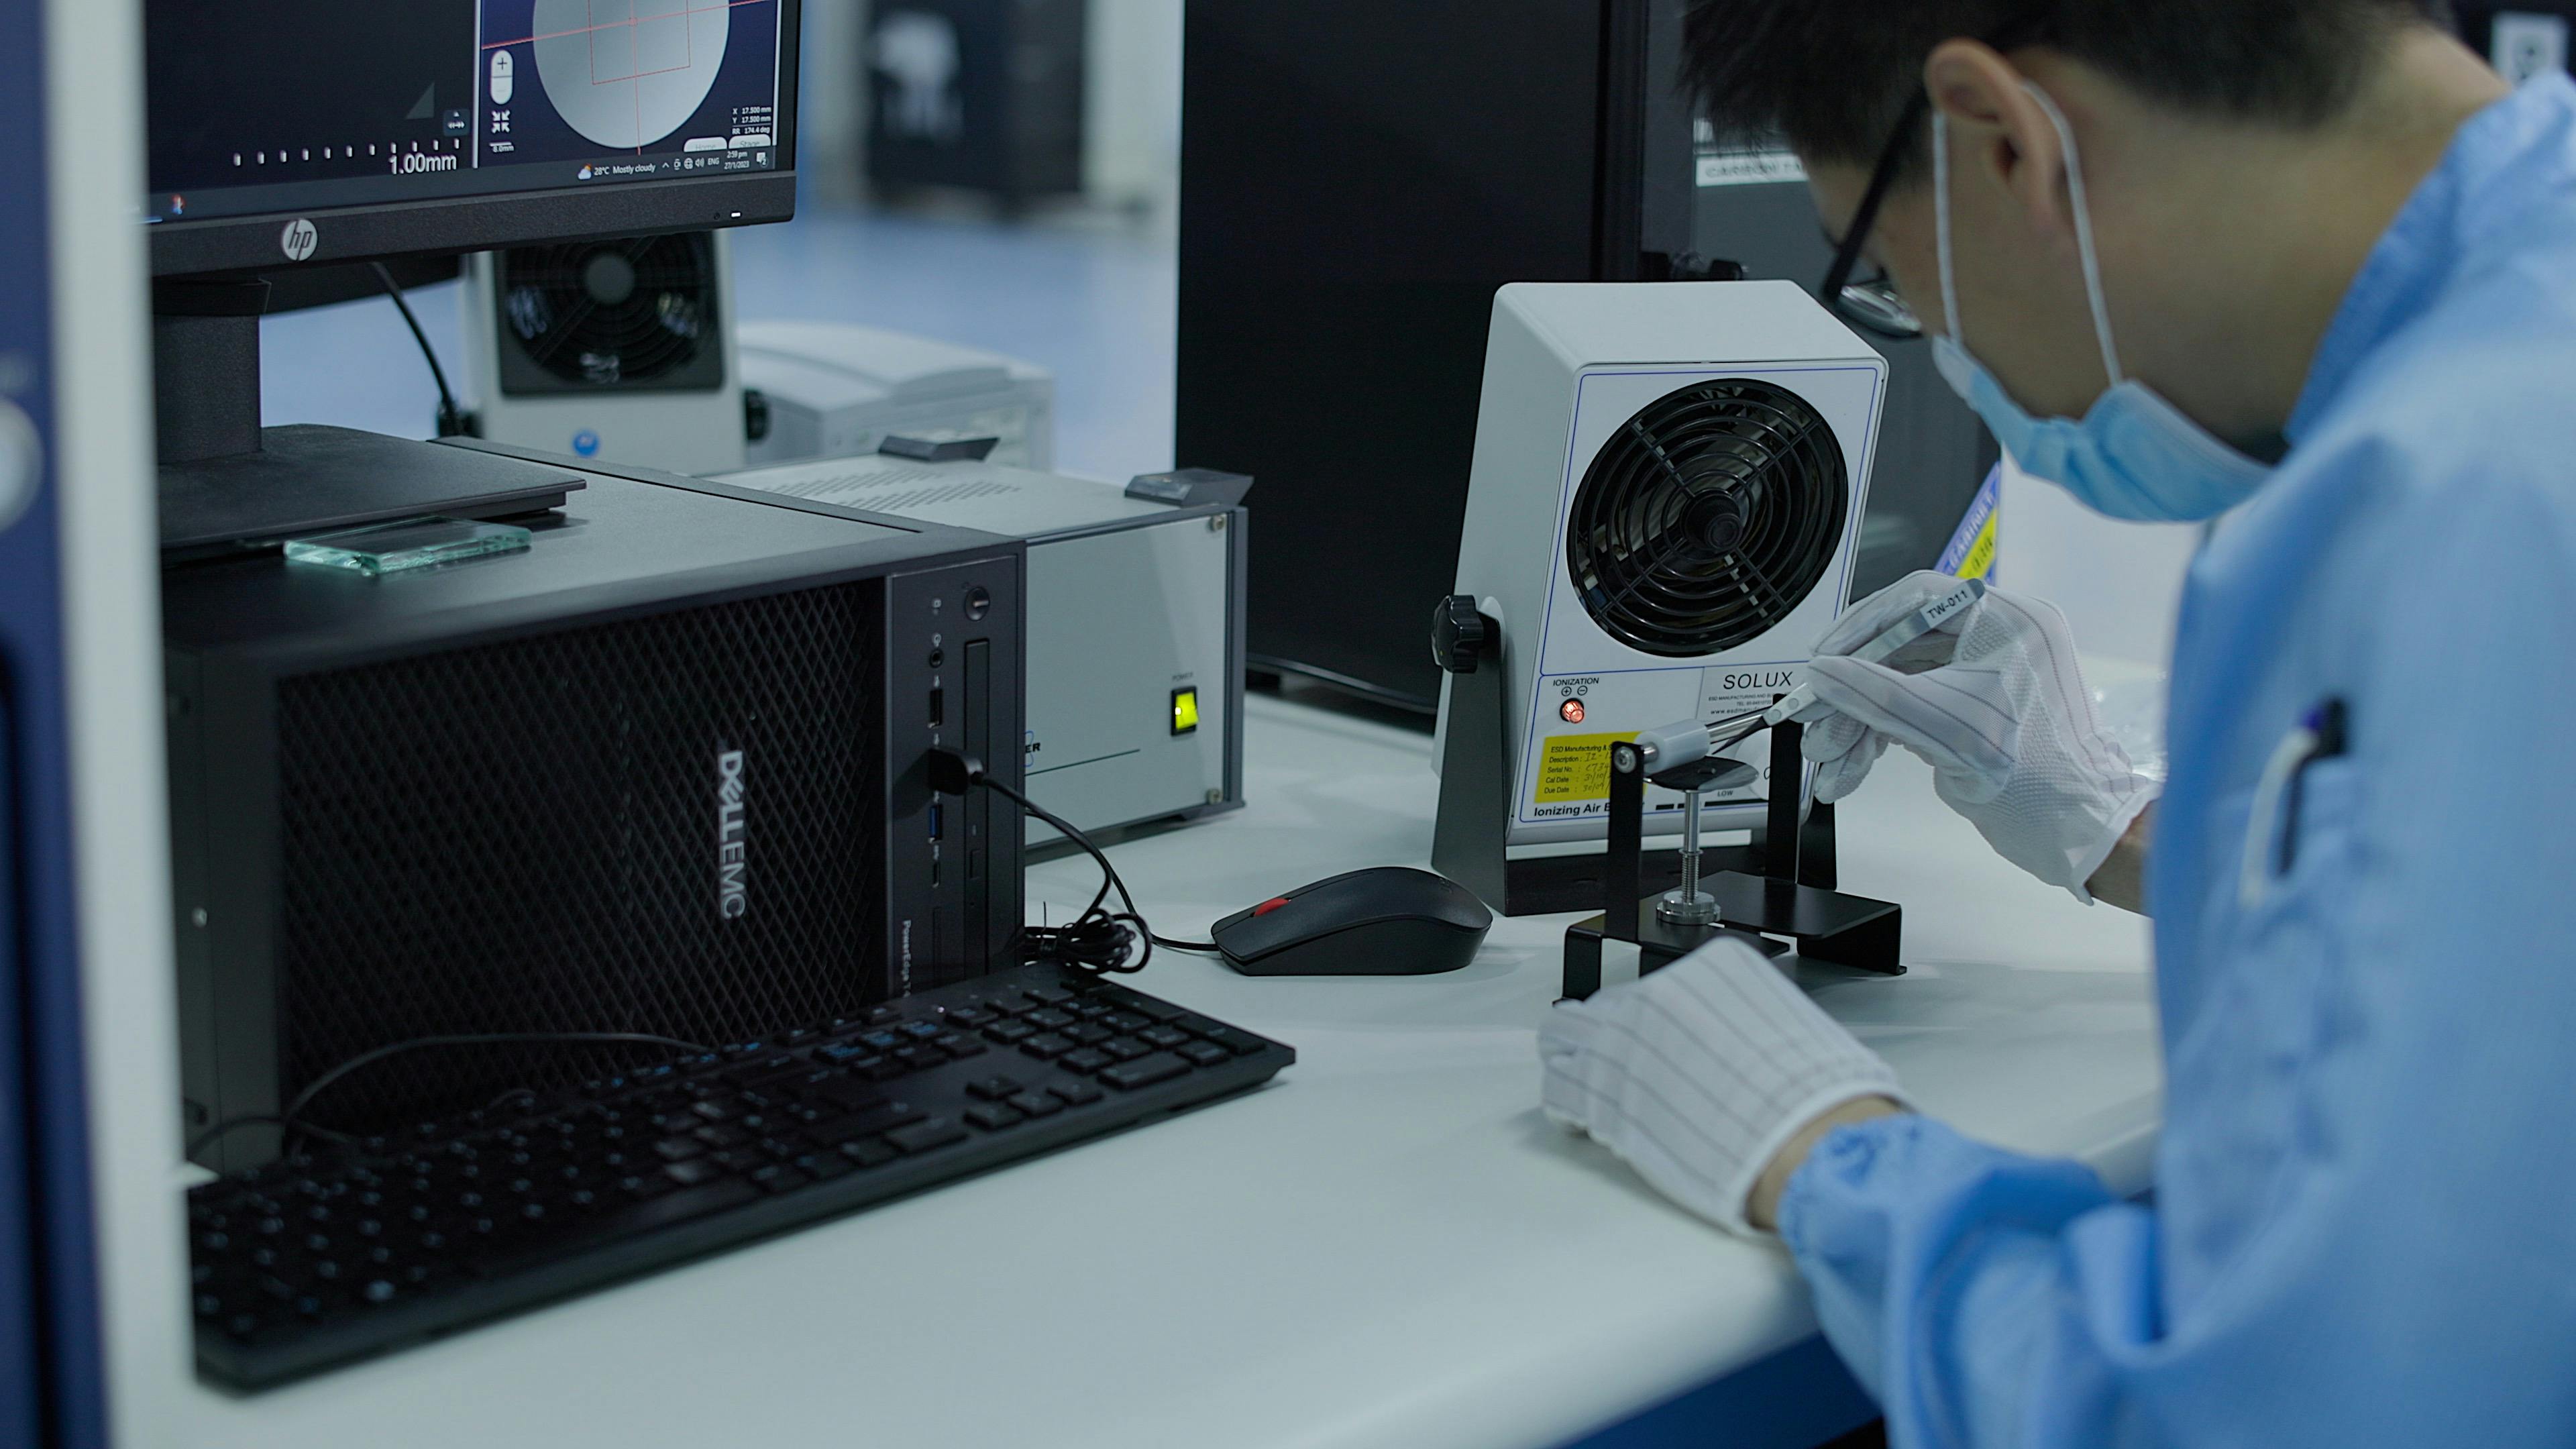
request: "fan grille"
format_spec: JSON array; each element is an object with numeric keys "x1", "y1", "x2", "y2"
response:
[
  {"x1": 499, "y1": 233, "x2": 716, "y2": 388},
  {"x1": 1566, "y1": 378, "x2": 1849, "y2": 657}
]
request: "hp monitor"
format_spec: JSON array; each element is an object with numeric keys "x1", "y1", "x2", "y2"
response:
[{"x1": 142, "y1": 0, "x2": 803, "y2": 550}]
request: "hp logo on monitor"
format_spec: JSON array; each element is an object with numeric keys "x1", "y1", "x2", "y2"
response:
[{"x1": 278, "y1": 218, "x2": 319, "y2": 262}]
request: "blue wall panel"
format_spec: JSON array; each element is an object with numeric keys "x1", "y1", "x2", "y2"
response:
[{"x1": 0, "y1": 0, "x2": 115, "y2": 1441}]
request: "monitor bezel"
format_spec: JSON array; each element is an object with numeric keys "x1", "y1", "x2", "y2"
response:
[{"x1": 148, "y1": 0, "x2": 802, "y2": 280}]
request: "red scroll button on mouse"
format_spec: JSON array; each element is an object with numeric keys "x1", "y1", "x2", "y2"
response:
[{"x1": 1252, "y1": 898, "x2": 1293, "y2": 917}]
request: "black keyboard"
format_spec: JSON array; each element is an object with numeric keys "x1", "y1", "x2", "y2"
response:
[{"x1": 186, "y1": 963, "x2": 1293, "y2": 1389}]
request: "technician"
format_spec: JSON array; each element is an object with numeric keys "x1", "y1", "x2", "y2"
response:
[{"x1": 1540, "y1": 2, "x2": 2576, "y2": 1442}]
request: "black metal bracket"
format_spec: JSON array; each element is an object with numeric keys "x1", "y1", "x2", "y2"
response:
[{"x1": 1558, "y1": 701, "x2": 1904, "y2": 1000}]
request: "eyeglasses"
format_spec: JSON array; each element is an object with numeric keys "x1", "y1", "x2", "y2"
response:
[
  {"x1": 1815, "y1": 18, "x2": 2048, "y2": 343},
  {"x1": 1818, "y1": 92, "x2": 1934, "y2": 342}
]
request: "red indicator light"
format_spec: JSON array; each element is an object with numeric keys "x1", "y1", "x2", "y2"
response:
[
  {"x1": 1560, "y1": 698, "x2": 1587, "y2": 724},
  {"x1": 1253, "y1": 897, "x2": 1292, "y2": 916}
]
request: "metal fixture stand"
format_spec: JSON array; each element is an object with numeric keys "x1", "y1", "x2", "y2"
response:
[{"x1": 1561, "y1": 715, "x2": 1904, "y2": 1001}]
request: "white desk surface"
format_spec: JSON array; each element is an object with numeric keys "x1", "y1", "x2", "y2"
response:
[{"x1": 181, "y1": 693, "x2": 2161, "y2": 1449}]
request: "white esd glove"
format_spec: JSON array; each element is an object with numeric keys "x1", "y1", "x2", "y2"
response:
[
  {"x1": 1793, "y1": 572, "x2": 2155, "y2": 902},
  {"x1": 1539, "y1": 938, "x2": 1906, "y2": 1236}
]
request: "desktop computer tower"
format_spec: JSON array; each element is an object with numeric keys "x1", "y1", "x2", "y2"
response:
[{"x1": 164, "y1": 460, "x2": 1025, "y2": 1171}]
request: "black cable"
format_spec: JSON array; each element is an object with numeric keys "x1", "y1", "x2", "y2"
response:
[
  {"x1": 186, "y1": 1030, "x2": 712, "y2": 1166},
  {"x1": 370, "y1": 261, "x2": 469, "y2": 438},
  {"x1": 280, "y1": 1032, "x2": 710, "y2": 1126},
  {"x1": 933, "y1": 753, "x2": 1174, "y2": 975},
  {"x1": 185, "y1": 1115, "x2": 354, "y2": 1163},
  {"x1": 1150, "y1": 936, "x2": 1221, "y2": 955}
]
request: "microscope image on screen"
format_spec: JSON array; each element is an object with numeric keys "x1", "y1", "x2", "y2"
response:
[
  {"x1": 142, "y1": 0, "x2": 787, "y2": 225},
  {"x1": 478, "y1": 0, "x2": 782, "y2": 172}
]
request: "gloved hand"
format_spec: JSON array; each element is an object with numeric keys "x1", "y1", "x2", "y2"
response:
[
  {"x1": 1792, "y1": 572, "x2": 2155, "y2": 901},
  {"x1": 1539, "y1": 937, "x2": 1906, "y2": 1236}
]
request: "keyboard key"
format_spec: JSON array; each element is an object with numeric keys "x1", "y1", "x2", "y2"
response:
[
  {"x1": 1099, "y1": 1053, "x2": 1192, "y2": 1091},
  {"x1": 1056, "y1": 1049, "x2": 1112, "y2": 1075},
  {"x1": 935, "y1": 1033, "x2": 987, "y2": 1059},
  {"x1": 983, "y1": 1020, "x2": 1036, "y2": 1044},
  {"x1": 803, "y1": 1076, "x2": 885, "y2": 1114},
  {"x1": 1118, "y1": 996, "x2": 1189, "y2": 1024},
  {"x1": 892, "y1": 1046, "x2": 943, "y2": 1071},
  {"x1": 1063, "y1": 1022, "x2": 1114, "y2": 1045},
  {"x1": 747, "y1": 1165, "x2": 810, "y2": 1195},
  {"x1": 1024, "y1": 1008, "x2": 1077, "y2": 1031},
  {"x1": 653, "y1": 1138, "x2": 702, "y2": 1163},
  {"x1": 663, "y1": 1159, "x2": 724, "y2": 1187},
  {"x1": 965, "y1": 1076, "x2": 1022, "y2": 1102},
  {"x1": 1006, "y1": 1091, "x2": 1063, "y2": 1118},
  {"x1": 902, "y1": 1021, "x2": 945, "y2": 1040},
  {"x1": 616, "y1": 1173, "x2": 672, "y2": 1200},
  {"x1": 983, "y1": 992, "x2": 1034, "y2": 1015},
  {"x1": 943, "y1": 1007, "x2": 996, "y2": 1028},
  {"x1": 1102, "y1": 1012, "x2": 1153, "y2": 1034},
  {"x1": 1099, "y1": 1036, "x2": 1154, "y2": 1061},
  {"x1": 1019, "y1": 1033, "x2": 1075, "y2": 1061},
  {"x1": 963, "y1": 1103, "x2": 1023, "y2": 1131},
  {"x1": 1199, "y1": 1026, "x2": 1269, "y2": 1056},
  {"x1": 1024, "y1": 985, "x2": 1075, "y2": 1006},
  {"x1": 796, "y1": 1152, "x2": 854, "y2": 1183},
  {"x1": 1051, "y1": 1079, "x2": 1105, "y2": 1106},
  {"x1": 839, "y1": 1139, "x2": 898, "y2": 1169},
  {"x1": 832, "y1": 1101, "x2": 930, "y2": 1138},
  {"x1": 885, "y1": 1118, "x2": 968, "y2": 1155},
  {"x1": 1179, "y1": 1040, "x2": 1232, "y2": 1067},
  {"x1": 1140, "y1": 1026, "x2": 1191, "y2": 1049}
]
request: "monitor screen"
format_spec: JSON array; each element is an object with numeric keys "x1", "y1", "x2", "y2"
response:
[{"x1": 144, "y1": 0, "x2": 799, "y2": 276}]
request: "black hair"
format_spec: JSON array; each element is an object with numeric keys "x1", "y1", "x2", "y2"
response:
[{"x1": 1684, "y1": 0, "x2": 2459, "y2": 172}]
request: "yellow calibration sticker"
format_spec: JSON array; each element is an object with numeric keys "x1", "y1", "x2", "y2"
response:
[{"x1": 1533, "y1": 733, "x2": 1638, "y2": 806}]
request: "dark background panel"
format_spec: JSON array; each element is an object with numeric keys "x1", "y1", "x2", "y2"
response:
[
  {"x1": 1178, "y1": 0, "x2": 1629, "y2": 711},
  {"x1": 146, "y1": 1, "x2": 474, "y2": 193}
]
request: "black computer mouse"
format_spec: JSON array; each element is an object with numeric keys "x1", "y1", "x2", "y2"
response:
[{"x1": 1209, "y1": 867, "x2": 1494, "y2": 977}]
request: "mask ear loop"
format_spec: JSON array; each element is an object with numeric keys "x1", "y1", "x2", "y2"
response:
[
  {"x1": 2020, "y1": 82, "x2": 2127, "y2": 388},
  {"x1": 1934, "y1": 107, "x2": 1964, "y2": 353}
]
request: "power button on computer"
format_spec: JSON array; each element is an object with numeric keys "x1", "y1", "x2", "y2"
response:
[{"x1": 963, "y1": 586, "x2": 992, "y2": 621}]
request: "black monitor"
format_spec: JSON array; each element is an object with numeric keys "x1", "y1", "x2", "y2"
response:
[{"x1": 143, "y1": 0, "x2": 802, "y2": 552}]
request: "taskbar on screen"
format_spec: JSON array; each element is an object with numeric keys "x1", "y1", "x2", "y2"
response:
[{"x1": 146, "y1": 146, "x2": 780, "y2": 227}]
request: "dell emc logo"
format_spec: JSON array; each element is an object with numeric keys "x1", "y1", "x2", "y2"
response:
[
  {"x1": 716, "y1": 749, "x2": 749, "y2": 919},
  {"x1": 278, "y1": 217, "x2": 318, "y2": 262}
]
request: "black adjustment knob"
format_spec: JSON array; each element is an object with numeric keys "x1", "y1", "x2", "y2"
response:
[{"x1": 1432, "y1": 596, "x2": 1493, "y2": 675}]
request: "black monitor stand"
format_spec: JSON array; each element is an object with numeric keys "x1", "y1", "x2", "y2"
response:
[{"x1": 154, "y1": 278, "x2": 583, "y2": 559}]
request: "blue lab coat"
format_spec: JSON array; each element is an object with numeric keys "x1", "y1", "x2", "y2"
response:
[{"x1": 1778, "y1": 75, "x2": 2576, "y2": 1446}]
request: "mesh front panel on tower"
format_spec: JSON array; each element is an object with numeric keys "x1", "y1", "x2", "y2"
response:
[{"x1": 272, "y1": 584, "x2": 883, "y2": 1134}]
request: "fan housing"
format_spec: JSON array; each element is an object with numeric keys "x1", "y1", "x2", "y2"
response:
[
  {"x1": 492, "y1": 233, "x2": 727, "y2": 396},
  {"x1": 1565, "y1": 378, "x2": 1848, "y2": 658}
]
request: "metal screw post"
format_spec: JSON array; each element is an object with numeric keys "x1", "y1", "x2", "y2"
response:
[{"x1": 1657, "y1": 785, "x2": 1722, "y2": 926}]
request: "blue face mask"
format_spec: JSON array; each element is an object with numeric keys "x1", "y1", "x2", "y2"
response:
[{"x1": 1932, "y1": 86, "x2": 2272, "y2": 524}]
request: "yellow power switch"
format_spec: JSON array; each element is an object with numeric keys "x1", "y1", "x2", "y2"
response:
[{"x1": 1171, "y1": 687, "x2": 1201, "y2": 736}]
